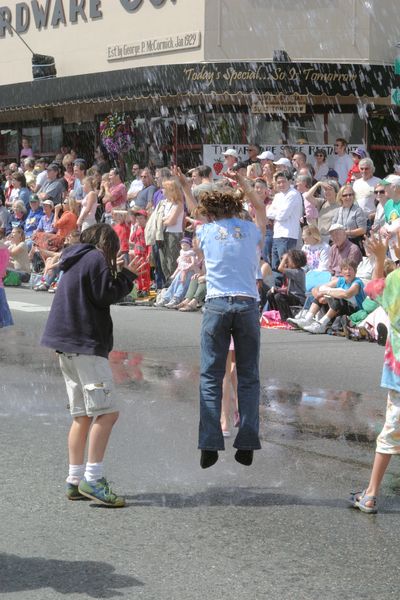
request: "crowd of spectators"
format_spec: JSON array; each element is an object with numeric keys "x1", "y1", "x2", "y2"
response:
[{"x1": 1, "y1": 138, "x2": 400, "y2": 344}]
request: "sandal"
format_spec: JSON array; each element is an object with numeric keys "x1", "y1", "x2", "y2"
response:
[{"x1": 349, "y1": 489, "x2": 377, "y2": 514}]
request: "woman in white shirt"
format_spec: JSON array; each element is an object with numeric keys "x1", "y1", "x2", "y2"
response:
[
  {"x1": 159, "y1": 178, "x2": 185, "y2": 281},
  {"x1": 313, "y1": 149, "x2": 329, "y2": 181},
  {"x1": 76, "y1": 176, "x2": 98, "y2": 231}
]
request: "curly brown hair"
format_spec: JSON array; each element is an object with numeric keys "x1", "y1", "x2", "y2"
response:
[{"x1": 197, "y1": 187, "x2": 244, "y2": 220}]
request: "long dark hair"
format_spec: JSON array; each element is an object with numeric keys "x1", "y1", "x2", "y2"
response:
[{"x1": 80, "y1": 224, "x2": 120, "y2": 277}]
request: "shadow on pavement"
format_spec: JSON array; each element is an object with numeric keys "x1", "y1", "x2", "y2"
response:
[
  {"x1": 124, "y1": 487, "x2": 346, "y2": 509},
  {"x1": 0, "y1": 553, "x2": 143, "y2": 597}
]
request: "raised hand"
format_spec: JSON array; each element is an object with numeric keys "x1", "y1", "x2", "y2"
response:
[
  {"x1": 172, "y1": 165, "x2": 190, "y2": 188},
  {"x1": 364, "y1": 233, "x2": 388, "y2": 261},
  {"x1": 125, "y1": 254, "x2": 148, "y2": 276}
]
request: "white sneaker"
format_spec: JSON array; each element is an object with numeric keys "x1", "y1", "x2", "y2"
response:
[
  {"x1": 165, "y1": 299, "x2": 179, "y2": 309},
  {"x1": 303, "y1": 320, "x2": 328, "y2": 334},
  {"x1": 287, "y1": 316, "x2": 313, "y2": 329}
]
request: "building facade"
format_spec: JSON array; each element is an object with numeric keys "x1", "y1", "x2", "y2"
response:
[{"x1": 0, "y1": 0, "x2": 399, "y2": 172}]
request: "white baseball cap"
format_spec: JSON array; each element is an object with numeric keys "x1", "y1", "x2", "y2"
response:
[
  {"x1": 223, "y1": 148, "x2": 239, "y2": 158},
  {"x1": 381, "y1": 174, "x2": 400, "y2": 186},
  {"x1": 273, "y1": 157, "x2": 292, "y2": 167},
  {"x1": 257, "y1": 151, "x2": 275, "y2": 161},
  {"x1": 329, "y1": 223, "x2": 346, "y2": 233}
]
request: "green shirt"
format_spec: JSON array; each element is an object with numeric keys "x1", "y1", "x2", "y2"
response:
[{"x1": 384, "y1": 198, "x2": 400, "y2": 224}]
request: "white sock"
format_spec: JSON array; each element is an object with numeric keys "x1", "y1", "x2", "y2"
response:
[
  {"x1": 304, "y1": 311, "x2": 314, "y2": 322},
  {"x1": 319, "y1": 314, "x2": 331, "y2": 326},
  {"x1": 84, "y1": 462, "x2": 104, "y2": 483},
  {"x1": 66, "y1": 464, "x2": 85, "y2": 485}
]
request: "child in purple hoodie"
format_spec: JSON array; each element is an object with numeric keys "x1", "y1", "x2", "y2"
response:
[{"x1": 41, "y1": 224, "x2": 143, "y2": 507}]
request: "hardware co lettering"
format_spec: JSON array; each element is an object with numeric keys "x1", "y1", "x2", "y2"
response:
[{"x1": 0, "y1": 0, "x2": 173, "y2": 38}]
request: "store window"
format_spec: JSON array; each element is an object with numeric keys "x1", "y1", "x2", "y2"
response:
[
  {"x1": 21, "y1": 127, "x2": 40, "y2": 154},
  {"x1": 286, "y1": 115, "x2": 325, "y2": 144},
  {"x1": 247, "y1": 116, "x2": 283, "y2": 145},
  {"x1": 21, "y1": 124, "x2": 63, "y2": 157},
  {"x1": 203, "y1": 113, "x2": 245, "y2": 145},
  {"x1": 42, "y1": 125, "x2": 63, "y2": 154},
  {"x1": 0, "y1": 128, "x2": 18, "y2": 159},
  {"x1": 327, "y1": 113, "x2": 364, "y2": 144}
]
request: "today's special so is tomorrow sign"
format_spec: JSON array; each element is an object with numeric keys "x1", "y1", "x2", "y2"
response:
[{"x1": 203, "y1": 144, "x2": 363, "y2": 179}]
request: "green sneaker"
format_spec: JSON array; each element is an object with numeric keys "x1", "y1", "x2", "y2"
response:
[
  {"x1": 78, "y1": 477, "x2": 125, "y2": 507},
  {"x1": 66, "y1": 482, "x2": 88, "y2": 501}
]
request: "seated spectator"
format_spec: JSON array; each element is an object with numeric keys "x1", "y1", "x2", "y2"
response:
[
  {"x1": 34, "y1": 158, "x2": 48, "y2": 193},
  {"x1": 8, "y1": 200, "x2": 27, "y2": 233},
  {"x1": 303, "y1": 179, "x2": 340, "y2": 243},
  {"x1": 177, "y1": 272, "x2": 207, "y2": 311},
  {"x1": 24, "y1": 195, "x2": 43, "y2": 248},
  {"x1": 157, "y1": 237, "x2": 200, "y2": 308},
  {"x1": 36, "y1": 199, "x2": 55, "y2": 233},
  {"x1": 331, "y1": 184, "x2": 367, "y2": 251},
  {"x1": 23, "y1": 158, "x2": 37, "y2": 190},
  {"x1": 301, "y1": 225, "x2": 330, "y2": 271},
  {"x1": 62, "y1": 154, "x2": 75, "y2": 192},
  {"x1": 38, "y1": 163, "x2": 65, "y2": 206},
  {"x1": 293, "y1": 259, "x2": 365, "y2": 334},
  {"x1": 36, "y1": 196, "x2": 79, "y2": 252},
  {"x1": 265, "y1": 249, "x2": 307, "y2": 322},
  {"x1": 327, "y1": 223, "x2": 362, "y2": 276},
  {"x1": 0, "y1": 195, "x2": 10, "y2": 238},
  {"x1": 5, "y1": 226, "x2": 31, "y2": 282},
  {"x1": 12, "y1": 172, "x2": 31, "y2": 210},
  {"x1": 352, "y1": 157, "x2": 381, "y2": 220}
]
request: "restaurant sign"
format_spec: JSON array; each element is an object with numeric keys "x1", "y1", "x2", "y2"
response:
[
  {"x1": 203, "y1": 144, "x2": 364, "y2": 179},
  {"x1": 251, "y1": 95, "x2": 307, "y2": 114}
]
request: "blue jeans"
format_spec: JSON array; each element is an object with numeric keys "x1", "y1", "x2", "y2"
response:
[
  {"x1": 164, "y1": 271, "x2": 193, "y2": 302},
  {"x1": 199, "y1": 296, "x2": 261, "y2": 451},
  {"x1": 271, "y1": 237, "x2": 298, "y2": 270},
  {"x1": 263, "y1": 229, "x2": 273, "y2": 264}
]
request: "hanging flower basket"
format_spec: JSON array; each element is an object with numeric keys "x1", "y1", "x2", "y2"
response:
[{"x1": 99, "y1": 113, "x2": 134, "y2": 157}]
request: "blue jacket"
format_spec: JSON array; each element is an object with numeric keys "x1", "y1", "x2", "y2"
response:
[{"x1": 41, "y1": 244, "x2": 136, "y2": 358}]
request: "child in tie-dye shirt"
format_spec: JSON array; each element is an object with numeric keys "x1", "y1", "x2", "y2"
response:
[{"x1": 350, "y1": 237, "x2": 400, "y2": 513}]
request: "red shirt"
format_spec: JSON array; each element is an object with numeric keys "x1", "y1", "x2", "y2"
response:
[
  {"x1": 130, "y1": 225, "x2": 150, "y2": 256},
  {"x1": 105, "y1": 183, "x2": 127, "y2": 214},
  {"x1": 113, "y1": 222, "x2": 130, "y2": 252}
]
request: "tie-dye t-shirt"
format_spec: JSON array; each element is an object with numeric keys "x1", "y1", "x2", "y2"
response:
[{"x1": 365, "y1": 271, "x2": 400, "y2": 392}]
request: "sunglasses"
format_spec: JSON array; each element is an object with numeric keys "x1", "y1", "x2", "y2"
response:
[
  {"x1": 375, "y1": 189, "x2": 386, "y2": 194},
  {"x1": 342, "y1": 194, "x2": 354, "y2": 198}
]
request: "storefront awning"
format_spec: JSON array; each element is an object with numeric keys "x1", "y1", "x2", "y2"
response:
[{"x1": 0, "y1": 61, "x2": 394, "y2": 113}]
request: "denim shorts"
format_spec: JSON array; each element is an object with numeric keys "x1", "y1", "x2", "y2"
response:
[{"x1": 59, "y1": 353, "x2": 117, "y2": 418}]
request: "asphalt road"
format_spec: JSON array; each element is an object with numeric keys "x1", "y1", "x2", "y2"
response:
[{"x1": 1, "y1": 287, "x2": 399, "y2": 600}]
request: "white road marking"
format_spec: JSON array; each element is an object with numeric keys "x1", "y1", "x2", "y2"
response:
[{"x1": 8, "y1": 301, "x2": 50, "y2": 313}]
